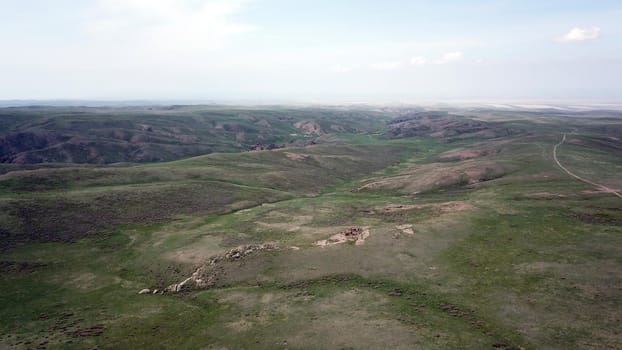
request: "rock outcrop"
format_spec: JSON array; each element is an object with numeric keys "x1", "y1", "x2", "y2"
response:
[{"x1": 164, "y1": 243, "x2": 278, "y2": 293}]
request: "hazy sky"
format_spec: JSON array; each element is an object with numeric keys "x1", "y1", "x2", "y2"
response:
[{"x1": 1, "y1": 0, "x2": 621, "y2": 102}]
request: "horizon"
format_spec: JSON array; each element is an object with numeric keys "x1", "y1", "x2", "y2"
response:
[{"x1": 2, "y1": 99, "x2": 622, "y2": 111}]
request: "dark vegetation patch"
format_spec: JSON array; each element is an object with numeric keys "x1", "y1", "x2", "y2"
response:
[
  {"x1": 0, "y1": 260, "x2": 47, "y2": 274},
  {"x1": 386, "y1": 111, "x2": 525, "y2": 142},
  {"x1": 0, "y1": 182, "x2": 291, "y2": 250},
  {"x1": 579, "y1": 135, "x2": 622, "y2": 157},
  {"x1": 568, "y1": 212, "x2": 622, "y2": 225},
  {"x1": 0, "y1": 106, "x2": 391, "y2": 165}
]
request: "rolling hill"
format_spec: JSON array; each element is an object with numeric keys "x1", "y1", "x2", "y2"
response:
[{"x1": 1, "y1": 105, "x2": 621, "y2": 349}]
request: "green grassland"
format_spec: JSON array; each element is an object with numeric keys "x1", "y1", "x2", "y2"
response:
[
  {"x1": 0, "y1": 107, "x2": 621, "y2": 349},
  {"x1": 0, "y1": 106, "x2": 390, "y2": 165}
]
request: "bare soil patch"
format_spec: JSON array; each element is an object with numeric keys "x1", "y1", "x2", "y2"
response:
[
  {"x1": 383, "y1": 201, "x2": 477, "y2": 213},
  {"x1": 581, "y1": 188, "x2": 622, "y2": 195},
  {"x1": 395, "y1": 224, "x2": 414, "y2": 235},
  {"x1": 284, "y1": 152, "x2": 310, "y2": 161},
  {"x1": 314, "y1": 226, "x2": 370, "y2": 247},
  {"x1": 524, "y1": 192, "x2": 567, "y2": 199},
  {"x1": 65, "y1": 272, "x2": 98, "y2": 290},
  {"x1": 440, "y1": 149, "x2": 486, "y2": 161},
  {"x1": 293, "y1": 121, "x2": 323, "y2": 135},
  {"x1": 256, "y1": 221, "x2": 302, "y2": 232},
  {"x1": 439, "y1": 140, "x2": 512, "y2": 161},
  {"x1": 357, "y1": 160, "x2": 508, "y2": 194}
]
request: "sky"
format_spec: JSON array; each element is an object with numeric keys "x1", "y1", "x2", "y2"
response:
[{"x1": 1, "y1": 0, "x2": 621, "y2": 102}]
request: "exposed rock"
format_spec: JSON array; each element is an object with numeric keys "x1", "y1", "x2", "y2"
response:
[
  {"x1": 294, "y1": 121, "x2": 323, "y2": 135},
  {"x1": 389, "y1": 288, "x2": 403, "y2": 296},
  {"x1": 395, "y1": 224, "x2": 414, "y2": 235},
  {"x1": 165, "y1": 243, "x2": 278, "y2": 293},
  {"x1": 314, "y1": 227, "x2": 370, "y2": 247},
  {"x1": 138, "y1": 289, "x2": 151, "y2": 294}
]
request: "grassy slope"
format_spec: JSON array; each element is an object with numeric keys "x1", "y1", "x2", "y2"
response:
[
  {"x1": 0, "y1": 106, "x2": 391, "y2": 164},
  {"x1": 0, "y1": 109, "x2": 621, "y2": 349}
]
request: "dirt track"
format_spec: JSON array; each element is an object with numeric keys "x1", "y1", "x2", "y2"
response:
[{"x1": 553, "y1": 134, "x2": 622, "y2": 199}]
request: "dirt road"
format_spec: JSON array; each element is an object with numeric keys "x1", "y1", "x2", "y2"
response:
[{"x1": 554, "y1": 134, "x2": 622, "y2": 199}]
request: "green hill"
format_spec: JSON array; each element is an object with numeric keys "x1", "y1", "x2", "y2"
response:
[{"x1": 1, "y1": 106, "x2": 621, "y2": 349}]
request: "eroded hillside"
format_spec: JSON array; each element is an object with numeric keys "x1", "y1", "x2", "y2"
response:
[{"x1": 0, "y1": 106, "x2": 390, "y2": 164}]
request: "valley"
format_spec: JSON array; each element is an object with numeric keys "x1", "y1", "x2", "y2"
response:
[{"x1": 0, "y1": 105, "x2": 621, "y2": 349}]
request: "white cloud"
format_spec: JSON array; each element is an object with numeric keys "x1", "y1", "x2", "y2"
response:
[
  {"x1": 410, "y1": 56, "x2": 427, "y2": 65},
  {"x1": 558, "y1": 27, "x2": 601, "y2": 42},
  {"x1": 370, "y1": 61, "x2": 402, "y2": 70},
  {"x1": 434, "y1": 51, "x2": 464, "y2": 64},
  {"x1": 87, "y1": 0, "x2": 255, "y2": 52}
]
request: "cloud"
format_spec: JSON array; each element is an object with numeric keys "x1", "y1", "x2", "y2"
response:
[
  {"x1": 558, "y1": 27, "x2": 601, "y2": 42},
  {"x1": 87, "y1": 0, "x2": 255, "y2": 52},
  {"x1": 370, "y1": 61, "x2": 402, "y2": 70},
  {"x1": 434, "y1": 51, "x2": 463, "y2": 64},
  {"x1": 330, "y1": 64, "x2": 361, "y2": 73},
  {"x1": 410, "y1": 56, "x2": 427, "y2": 65}
]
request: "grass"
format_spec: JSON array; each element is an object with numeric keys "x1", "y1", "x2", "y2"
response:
[
  {"x1": 0, "y1": 105, "x2": 392, "y2": 164},
  {"x1": 1, "y1": 107, "x2": 621, "y2": 349}
]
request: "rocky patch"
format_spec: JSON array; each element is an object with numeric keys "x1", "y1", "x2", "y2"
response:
[
  {"x1": 294, "y1": 121, "x2": 323, "y2": 135},
  {"x1": 314, "y1": 226, "x2": 370, "y2": 247},
  {"x1": 395, "y1": 224, "x2": 414, "y2": 235},
  {"x1": 160, "y1": 243, "x2": 278, "y2": 293}
]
